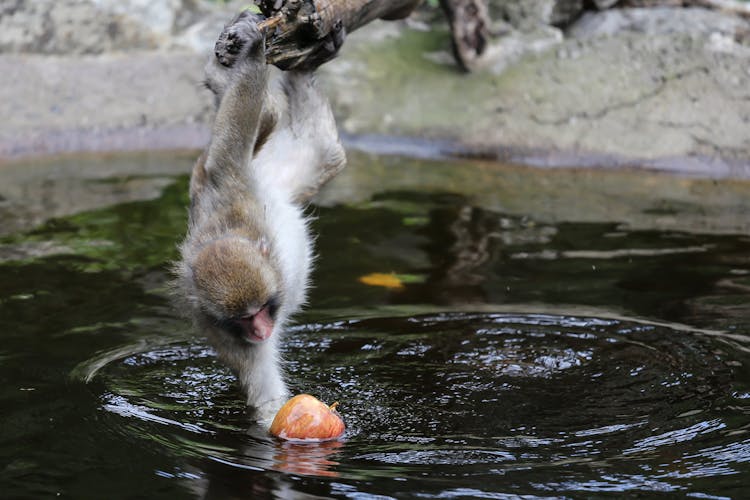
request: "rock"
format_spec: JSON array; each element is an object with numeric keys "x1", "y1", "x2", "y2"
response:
[
  {"x1": 591, "y1": 0, "x2": 620, "y2": 9},
  {"x1": 0, "y1": 0, "x2": 157, "y2": 54},
  {"x1": 550, "y1": 0, "x2": 585, "y2": 26},
  {"x1": 482, "y1": 25, "x2": 564, "y2": 73},
  {"x1": 169, "y1": 7, "x2": 245, "y2": 54},
  {"x1": 569, "y1": 6, "x2": 750, "y2": 39},
  {"x1": 489, "y1": 0, "x2": 585, "y2": 29},
  {"x1": 0, "y1": 0, "x2": 233, "y2": 55},
  {"x1": 318, "y1": 7, "x2": 750, "y2": 173},
  {"x1": 0, "y1": 52, "x2": 212, "y2": 160},
  {"x1": 1, "y1": 1, "x2": 750, "y2": 179}
]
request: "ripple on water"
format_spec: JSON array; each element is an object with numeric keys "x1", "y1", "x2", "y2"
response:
[{"x1": 83, "y1": 312, "x2": 749, "y2": 496}]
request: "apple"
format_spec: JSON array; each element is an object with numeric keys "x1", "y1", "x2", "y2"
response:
[{"x1": 270, "y1": 394, "x2": 345, "y2": 441}]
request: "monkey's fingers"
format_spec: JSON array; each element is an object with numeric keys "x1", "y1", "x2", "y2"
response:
[{"x1": 215, "y1": 11, "x2": 266, "y2": 67}]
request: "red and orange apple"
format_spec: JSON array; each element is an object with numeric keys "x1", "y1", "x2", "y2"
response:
[{"x1": 270, "y1": 394, "x2": 345, "y2": 441}]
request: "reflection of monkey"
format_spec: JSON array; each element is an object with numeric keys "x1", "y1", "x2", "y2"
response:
[{"x1": 174, "y1": 12, "x2": 345, "y2": 421}]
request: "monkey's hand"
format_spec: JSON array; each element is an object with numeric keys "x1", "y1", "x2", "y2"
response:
[
  {"x1": 205, "y1": 11, "x2": 268, "y2": 103},
  {"x1": 214, "y1": 10, "x2": 266, "y2": 69}
]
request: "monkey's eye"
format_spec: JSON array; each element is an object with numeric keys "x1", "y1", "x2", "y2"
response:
[
  {"x1": 212, "y1": 314, "x2": 244, "y2": 337},
  {"x1": 265, "y1": 295, "x2": 280, "y2": 319}
]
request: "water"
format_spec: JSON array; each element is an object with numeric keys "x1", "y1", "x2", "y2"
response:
[{"x1": 1, "y1": 153, "x2": 750, "y2": 498}]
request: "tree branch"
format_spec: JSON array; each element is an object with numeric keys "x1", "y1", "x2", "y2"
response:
[{"x1": 256, "y1": 0, "x2": 422, "y2": 69}]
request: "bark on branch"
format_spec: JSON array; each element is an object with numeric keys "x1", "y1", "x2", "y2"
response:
[{"x1": 256, "y1": 0, "x2": 422, "y2": 69}]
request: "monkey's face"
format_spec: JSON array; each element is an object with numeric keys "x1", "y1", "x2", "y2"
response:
[{"x1": 190, "y1": 237, "x2": 281, "y2": 344}]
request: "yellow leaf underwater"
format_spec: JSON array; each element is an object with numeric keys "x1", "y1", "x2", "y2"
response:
[{"x1": 358, "y1": 273, "x2": 405, "y2": 290}]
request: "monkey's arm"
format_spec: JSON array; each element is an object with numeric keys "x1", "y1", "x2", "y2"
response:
[
  {"x1": 204, "y1": 73, "x2": 266, "y2": 188},
  {"x1": 202, "y1": 14, "x2": 270, "y2": 191}
]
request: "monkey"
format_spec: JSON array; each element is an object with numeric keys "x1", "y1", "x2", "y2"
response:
[{"x1": 173, "y1": 11, "x2": 346, "y2": 422}]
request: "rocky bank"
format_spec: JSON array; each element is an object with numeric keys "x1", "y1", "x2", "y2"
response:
[{"x1": 1, "y1": 0, "x2": 749, "y2": 177}]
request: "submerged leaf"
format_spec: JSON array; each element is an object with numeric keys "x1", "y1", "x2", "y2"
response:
[{"x1": 358, "y1": 272, "x2": 405, "y2": 290}]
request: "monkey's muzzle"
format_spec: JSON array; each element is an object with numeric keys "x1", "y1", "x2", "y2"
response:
[{"x1": 236, "y1": 305, "x2": 274, "y2": 342}]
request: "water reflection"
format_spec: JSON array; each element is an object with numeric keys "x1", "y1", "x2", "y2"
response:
[
  {"x1": 314, "y1": 191, "x2": 750, "y2": 331},
  {"x1": 379, "y1": 196, "x2": 558, "y2": 305},
  {"x1": 271, "y1": 440, "x2": 343, "y2": 477}
]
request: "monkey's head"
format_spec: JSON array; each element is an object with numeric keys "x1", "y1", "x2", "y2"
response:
[{"x1": 187, "y1": 236, "x2": 282, "y2": 344}]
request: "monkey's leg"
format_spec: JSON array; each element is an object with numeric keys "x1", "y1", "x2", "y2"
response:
[
  {"x1": 249, "y1": 14, "x2": 345, "y2": 201},
  {"x1": 283, "y1": 70, "x2": 346, "y2": 203},
  {"x1": 242, "y1": 16, "x2": 345, "y2": 202},
  {"x1": 248, "y1": 68, "x2": 345, "y2": 203}
]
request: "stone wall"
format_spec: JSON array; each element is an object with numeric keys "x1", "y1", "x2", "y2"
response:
[{"x1": 1, "y1": 0, "x2": 749, "y2": 177}]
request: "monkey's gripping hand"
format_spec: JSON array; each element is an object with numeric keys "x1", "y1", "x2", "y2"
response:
[
  {"x1": 203, "y1": 10, "x2": 269, "y2": 107},
  {"x1": 214, "y1": 10, "x2": 266, "y2": 68}
]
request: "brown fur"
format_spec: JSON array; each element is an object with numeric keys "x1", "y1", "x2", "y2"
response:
[{"x1": 192, "y1": 237, "x2": 279, "y2": 317}]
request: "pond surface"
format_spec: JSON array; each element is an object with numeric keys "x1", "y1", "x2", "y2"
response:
[{"x1": 1, "y1": 153, "x2": 750, "y2": 498}]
